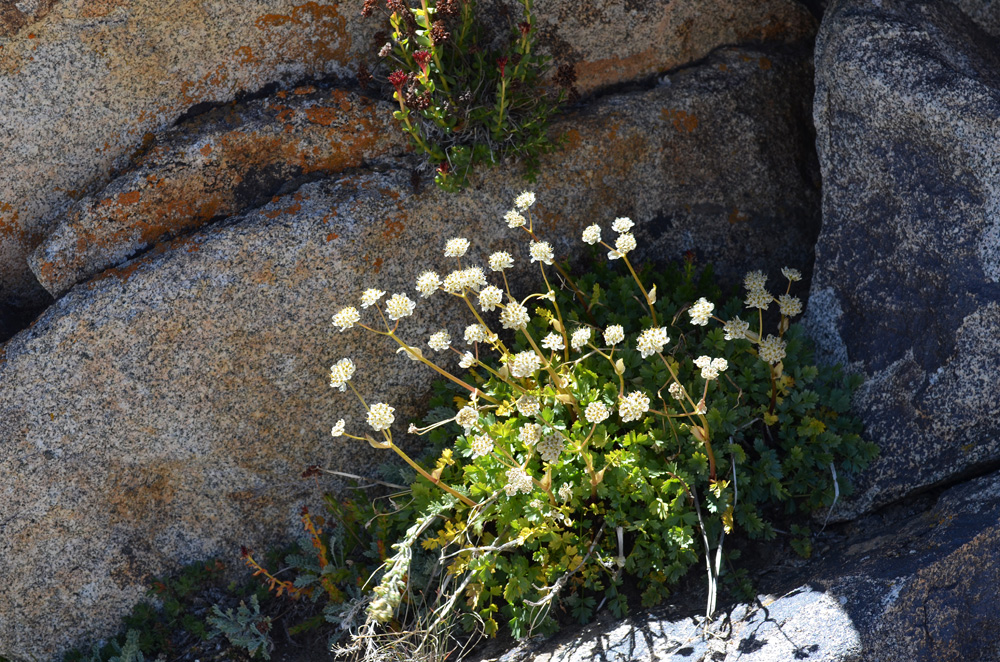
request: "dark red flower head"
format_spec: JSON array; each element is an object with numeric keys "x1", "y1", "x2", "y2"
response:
[
  {"x1": 436, "y1": 162, "x2": 450, "y2": 175},
  {"x1": 518, "y1": 21, "x2": 531, "y2": 35},
  {"x1": 388, "y1": 69, "x2": 407, "y2": 89},
  {"x1": 413, "y1": 50, "x2": 432, "y2": 73},
  {"x1": 497, "y1": 55, "x2": 509, "y2": 78}
]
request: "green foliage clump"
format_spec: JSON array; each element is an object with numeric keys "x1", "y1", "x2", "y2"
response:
[
  {"x1": 320, "y1": 194, "x2": 877, "y2": 655},
  {"x1": 206, "y1": 595, "x2": 272, "y2": 660},
  {"x1": 362, "y1": 0, "x2": 566, "y2": 191}
]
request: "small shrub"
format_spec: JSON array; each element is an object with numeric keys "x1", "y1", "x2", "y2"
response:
[{"x1": 361, "y1": 0, "x2": 567, "y2": 191}]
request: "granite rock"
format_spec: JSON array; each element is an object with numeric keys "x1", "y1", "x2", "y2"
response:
[
  {"x1": 804, "y1": 0, "x2": 1000, "y2": 519},
  {"x1": 0, "y1": 0, "x2": 815, "y2": 322},
  {"x1": 0, "y1": 45, "x2": 820, "y2": 659},
  {"x1": 949, "y1": 0, "x2": 1000, "y2": 36},
  {"x1": 28, "y1": 87, "x2": 407, "y2": 297}
]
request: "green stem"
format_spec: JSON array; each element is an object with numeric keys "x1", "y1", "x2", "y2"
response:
[{"x1": 389, "y1": 443, "x2": 477, "y2": 508}]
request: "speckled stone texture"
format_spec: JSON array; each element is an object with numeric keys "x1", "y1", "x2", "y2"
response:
[
  {"x1": 949, "y1": 0, "x2": 1000, "y2": 36},
  {"x1": 34, "y1": 43, "x2": 821, "y2": 304},
  {"x1": 0, "y1": 45, "x2": 820, "y2": 659},
  {"x1": 28, "y1": 87, "x2": 407, "y2": 297},
  {"x1": 0, "y1": 0, "x2": 814, "y2": 324},
  {"x1": 495, "y1": 469, "x2": 1000, "y2": 662},
  {"x1": 804, "y1": 0, "x2": 1000, "y2": 520}
]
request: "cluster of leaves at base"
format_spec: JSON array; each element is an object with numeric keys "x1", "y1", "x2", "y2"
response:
[
  {"x1": 362, "y1": 0, "x2": 568, "y2": 191},
  {"x1": 228, "y1": 488, "x2": 416, "y2": 655},
  {"x1": 404, "y1": 257, "x2": 877, "y2": 637},
  {"x1": 63, "y1": 559, "x2": 271, "y2": 662}
]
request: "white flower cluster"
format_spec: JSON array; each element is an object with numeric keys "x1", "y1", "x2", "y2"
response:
[
  {"x1": 505, "y1": 466, "x2": 534, "y2": 496},
  {"x1": 456, "y1": 405, "x2": 479, "y2": 433},
  {"x1": 537, "y1": 433, "x2": 564, "y2": 463},
  {"x1": 778, "y1": 293, "x2": 802, "y2": 317},
  {"x1": 415, "y1": 271, "x2": 441, "y2": 298},
  {"x1": 464, "y1": 324, "x2": 489, "y2": 345},
  {"x1": 516, "y1": 394, "x2": 540, "y2": 417},
  {"x1": 723, "y1": 317, "x2": 750, "y2": 341},
  {"x1": 459, "y1": 352, "x2": 476, "y2": 368},
  {"x1": 619, "y1": 390, "x2": 650, "y2": 422},
  {"x1": 444, "y1": 237, "x2": 470, "y2": 257},
  {"x1": 510, "y1": 350, "x2": 542, "y2": 378},
  {"x1": 500, "y1": 301, "x2": 531, "y2": 330},
  {"x1": 604, "y1": 324, "x2": 624, "y2": 346},
  {"x1": 693, "y1": 355, "x2": 728, "y2": 380},
  {"x1": 781, "y1": 267, "x2": 802, "y2": 282},
  {"x1": 582, "y1": 225, "x2": 601, "y2": 245},
  {"x1": 743, "y1": 270, "x2": 773, "y2": 310},
  {"x1": 332, "y1": 306, "x2": 361, "y2": 332},
  {"x1": 541, "y1": 332, "x2": 564, "y2": 351},
  {"x1": 529, "y1": 241, "x2": 554, "y2": 265},
  {"x1": 469, "y1": 434, "x2": 493, "y2": 458},
  {"x1": 636, "y1": 327, "x2": 669, "y2": 358},
  {"x1": 443, "y1": 267, "x2": 487, "y2": 294},
  {"x1": 668, "y1": 382, "x2": 686, "y2": 401},
  {"x1": 519, "y1": 422, "x2": 541, "y2": 446},
  {"x1": 504, "y1": 210, "x2": 526, "y2": 228},
  {"x1": 385, "y1": 293, "x2": 415, "y2": 321},
  {"x1": 329, "y1": 357, "x2": 356, "y2": 391},
  {"x1": 688, "y1": 297, "x2": 715, "y2": 326},
  {"x1": 361, "y1": 288, "x2": 385, "y2": 308},
  {"x1": 489, "y1": 251, "x2": 514, "y2": 271},
  {"x1": 479, "y1": 285, "x2": 504, "y2": 312},
  {"x1": 585, "y1": 401, "x2": 610, "y2": 424},
  {"x1": 758, "y1": 334, "x2": 787, "y2": 365},
  {"x1": 428, "y1": 330, "x2": 451, "y2": 352},
  {"x1": 611, "y1": 217, "x2": 634, "y2": 233},
  {"x1": 367, "y1": 403, "x2": 395, "y2": 431},
  {"x1": 331, "y1": 419, "x2": 346, "y2": 437},
  {"x1": 558, "y1": 483, "x2": 573, "y2": 502},
  {"x1": 514, "y1": 191, "x2": 536, "y2": 210},
  {"x1": 571, "y1": 327, "x2": 591, "y2": 350}
]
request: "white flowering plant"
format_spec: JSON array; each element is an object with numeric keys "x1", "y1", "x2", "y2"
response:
[{"x1": 319, "y1": 194, "x2": 877, "y2": 652}]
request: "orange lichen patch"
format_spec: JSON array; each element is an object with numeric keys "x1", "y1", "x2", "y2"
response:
[
  {"x1": 200, "y1": 144, "x2": 213, "y2": 157},
  {"x1": 235, "y1": 45, "x2": 256, "y2": 65},
  {"x1": 758, "y1": 57, "x2": 772, "y2": 70},
  {"x1": 718, "y1": 63, "x2": 728, "y2": 72},
  {"x1": 0, "y1": 201, "x2": 22, "y2": 240},
  {"x1": 661, "y1": 109, "x2": 699, "y2": 133},
  {"x1": 325, "y1": 232, "x2": 339, "y2": 242},
  {"x1": 382, "y1": 218, "x2": 405, "y2": 240},
  {"x1": 571, "y1": 45, "x2": 660, "y2": 94},
  {"x1": 304, "y1": 107, "x2": 338, "y2": 126},
  {"x1": 253, "y1": 3, "x2": 350, "y2": 70},
  {"x1": 293, "y1": 86, "x2": 317, "y2": 95},
  {"x1": 79, "y1": 0, "x2": 129, "y2": 18},
  {"x1": 117, "y1": 191, "x2": 141, "y2": 205},
  {"x1": 728, "y1": 208, "x2": 749, "y2": 224},
  {"x1": 179, "y1": 64, "x2": 230, "y2": 106}
]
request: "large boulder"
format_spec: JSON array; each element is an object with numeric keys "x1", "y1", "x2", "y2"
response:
[
  {"x1": 496, "y1": 467, "x2": 1000, "y2": 661},
  {"x1": 804, "y1": 0, "x2": 1000, "y2": 519},
  {"x1": 0, "y1": 45, "x2": 820, "y2": 659},
  {"x1": 27, "y1": 87, "x2": 407, "y2": 297},
  {"x1": 0, "y1": 0, "x2": 815, "y2": 325}
]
